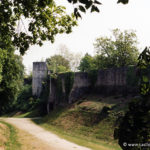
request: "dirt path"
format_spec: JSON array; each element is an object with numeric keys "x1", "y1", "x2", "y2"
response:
[{"x1": 1, "y1": 118, "x2": 91, "y2": 150}]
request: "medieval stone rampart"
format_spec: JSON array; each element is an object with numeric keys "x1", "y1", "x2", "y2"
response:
[
  {"x1": 95, "y1": 67, "x2": 128, "y2": 95},
  {"x1": 32, "y1": 62, "x2": 138, "y2": 109}
]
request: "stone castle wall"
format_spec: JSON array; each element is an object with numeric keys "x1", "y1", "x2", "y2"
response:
[
  {"x1": 69, "y1": 72, "x2": 91, "y2": 103},
  {"x1": 32, "y1": 62, "x2": 138, "y2": 108},
  {"x1": 95, "y1": 67, "x2": 128, "y2": 95}
]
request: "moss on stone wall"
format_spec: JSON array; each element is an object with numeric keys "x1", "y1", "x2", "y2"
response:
[
  {"x1": 40, "y1": 67, "x2": 140, "y2": 110},
  {"x1": 64, "y1": 72, "x2": 75, "y2": 98},
  {"x1": 126, "y1": 66, "x2": 139, "y2": 87},
  {"x1": 54, "y1": 72, "x2": 74, "y2": 104},
  {"x1": 39, "y1": 75, "x2": 50, "y2": 114},
  {"x1": 56, "y1": 75, "x2": 63, "y2": 103},
  {"x1": 87, "y1": 70, "x2": 98, "y2": 87}
]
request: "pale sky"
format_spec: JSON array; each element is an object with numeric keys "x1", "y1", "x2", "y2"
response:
[{"x1": 21, "y1": 0, "x2": 150, "y2": 74}]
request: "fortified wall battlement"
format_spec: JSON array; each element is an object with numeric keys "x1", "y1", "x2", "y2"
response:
[{"x1": 32, "y1": 62, "x2": 138, "y2": 106}]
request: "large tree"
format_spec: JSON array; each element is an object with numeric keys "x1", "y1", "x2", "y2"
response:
[
  {"x1": 0, "y1": 0, "x2": 77, "y2": 55},
  {"x1": 78, "y1": 53, "x2": 96, "y2": 72},
  {"x1": 94, "y1": 29, "x2": 139, "y2": 68},
  {"x1": 0, "y1": 0, "x2": 130, "y2": 55},
  {"x1": 114, "y1": 47, "x2": 150, "y2": 150},
  {"x1": 46, "y1": 55, "x2": 70, "y2": 73},
  {"x1": 0, "y1": 47, "x2": 24, "y2": 113}
]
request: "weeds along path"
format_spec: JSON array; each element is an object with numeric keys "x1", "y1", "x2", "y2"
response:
[
  {"x1": 0, "y1": 121, "x2": 21, "y2": 150},
  {"x1": 1, "y1": 118, "x2": 91, "y2": 150}
]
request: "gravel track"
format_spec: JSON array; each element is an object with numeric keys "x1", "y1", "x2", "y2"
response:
[{"x1": 1, "y1": 118, "x2": 91, "y2": 150}]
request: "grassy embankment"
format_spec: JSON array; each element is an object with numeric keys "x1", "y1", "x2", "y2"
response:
[
  {"x1": 30, "y1": 95, "x2": 131, "y2": 150},
  {"x1": 4, "y1": 94, "x2": 131, "y2": 150},
  {"x1": 0, "y1": 121, "x2": 20, "y2": 150}
]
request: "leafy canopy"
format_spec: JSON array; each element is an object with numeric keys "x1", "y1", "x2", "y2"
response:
[
  {"x1": 114, "y1": 47, "x2": 150, "y2": 150},
  {"x1": 0, "y1": 47, "x2": 24, "y2": 113},
  {"x1": 78, "y1": 53, "x2": 96, "y2": 72},
  {"x1": 0, "y1": 49, "x2": 7, "y2": 83},
  {"x1": 94, "y1": 29, "x2": 139, "y2": 68},
  {"x1": 0, "y1": 0, "x2": 130, "y2": 54},
  {"x1": 46, "y1": 55, "x2": 71, "y2": 73},
  {"x1": 67, "y1": 0, "x2": 129, "y2": 18},
  {"x1": 78, "y1": 29, "x2": 139, "y2": 72},
  {"x1": 0, "y1": 0, "x2": 77, "y2": 54},
  {"x1": 138, "y1": 47, "x2": 150, "y2": 95}
]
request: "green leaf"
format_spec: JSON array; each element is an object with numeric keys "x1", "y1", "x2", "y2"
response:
[
  {"x1": 85, "y1": 1, "x2": 93, "y2": 9},
  {"x1": 74, "y1": 8, "x2": 78, "y2": 14},
  {"x1": 143, "y1": 76, "x2": 149, "y2": 83},
  {"x1": 117, "y1": 0, "x2": 129, "y2": 4},
  {"x1": 91, "y1": 5, "x2": 99, "y2": 13},
  {"x1": 73, "y1": 0, "x2": 78, "y2": 4},
  {"x1": 79, "y1": 0, "x2": 87, "y2": 4},
  {"x1": 94, "y1": 0, "x2": 102, "y2": 5},
  {"x1": 77, "y1": 12, "x2": 82, "y2": 18},
  {"x1": 79, "y1": 5, "x2": 86, "y2": 13},
  {"x1": 68, "y1": 0, "x2": 72, "y2": 3}
]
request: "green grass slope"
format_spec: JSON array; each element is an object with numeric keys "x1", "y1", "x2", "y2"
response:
[
  {"x1": 0, "y1": 121, "x2": 21, "y2": 150},
  {"x1": 33, "y1": 94, "x2": 132, "y2": 150}
]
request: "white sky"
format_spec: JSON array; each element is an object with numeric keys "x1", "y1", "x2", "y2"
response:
[{"x1": 22, "y1": 0, "x2": 150, "y2": 74}]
